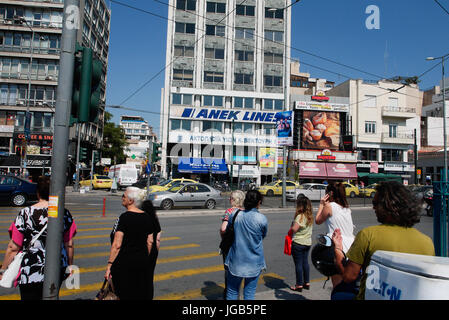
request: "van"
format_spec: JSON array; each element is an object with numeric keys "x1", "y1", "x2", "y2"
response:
[{"x1": 108, "y1": 164, "x2": 139, "y2": 190}]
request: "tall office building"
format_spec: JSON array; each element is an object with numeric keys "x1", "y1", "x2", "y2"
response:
[
  {"x1": 0, "y1": 0, "x2": 110, "y2": 179},
  {"x1": 160, "y1": 0, "x2": 291, "y2": 185}
]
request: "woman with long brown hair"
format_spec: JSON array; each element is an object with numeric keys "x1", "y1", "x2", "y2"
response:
[
  {"x1": 288, "y1": 195, "x2": 313, "y2": 292},
  {"x1": 315, "y1": 182, "x2": 354, "y2": 287}
]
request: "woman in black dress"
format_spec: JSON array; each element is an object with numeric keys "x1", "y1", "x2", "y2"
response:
[{"x1": 105, "y1": 187, "x2": 161, "y2": 300}]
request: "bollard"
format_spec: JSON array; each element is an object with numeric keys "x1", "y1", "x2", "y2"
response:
[{"x1": 103, "y1": 197, "x2": 106, "y2": 217}]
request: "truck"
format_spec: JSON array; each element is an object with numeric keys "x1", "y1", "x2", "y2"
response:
[{"x1": 108, "y1": 164, "x2": 139, "y2": 190}]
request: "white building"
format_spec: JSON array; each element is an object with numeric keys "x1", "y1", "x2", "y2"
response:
[
  {"x1": 328, "y1": 79, "x2": 423, "y2": 184},
  {"x1": 160, "y1": 0, "x2": 293, "y2": 185}
]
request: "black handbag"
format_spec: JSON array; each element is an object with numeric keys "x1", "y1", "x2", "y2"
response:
[{"x1": 219, "y1": 209, "x2": 240, "y2": 255}]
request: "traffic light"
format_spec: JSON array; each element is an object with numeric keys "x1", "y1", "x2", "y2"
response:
[
  {"x1": 93, "y1": 150, "x2": 100, "y2": 164},
  {"x1": 79, "y1": 147, "x2": 88, "y2": 161},
  {"x1": 71, "y1": 44, "x2": 103, "y2": 124},
  {"x1": 152, "y1": 143, "x2": 162, "y2": 164}
]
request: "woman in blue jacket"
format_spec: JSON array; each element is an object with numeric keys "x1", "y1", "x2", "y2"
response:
[{"x1": 224, "y1": 190, "x2": 268, "y2": 300}]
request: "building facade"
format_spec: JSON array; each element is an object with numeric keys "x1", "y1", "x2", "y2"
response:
[
  {"x1": 160, "y1": 0, "x2": 292, "y2": 185},
  {"x1": 0, "y1": 0, "x2": 110, "y2": 179}
]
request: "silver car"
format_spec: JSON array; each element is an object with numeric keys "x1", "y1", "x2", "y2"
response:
[{"x1": 147, "y1": 182, "x2": 222, "y2": 210}]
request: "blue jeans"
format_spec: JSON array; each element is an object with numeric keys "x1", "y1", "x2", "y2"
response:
[
  {"x1": 291, "y1": 242, "x2": 310, "y2": 286},
  {"x1": 226, "y1": 270, "x2": 260, "y2": 300}
]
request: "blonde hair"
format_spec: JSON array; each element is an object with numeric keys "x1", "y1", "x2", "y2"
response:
[
  {"x1": 230, "y1": 190, "x2": 245, "y2": 208},
  {"x1": 295, "y1": 196, "x2": 313, "y2": 226}
]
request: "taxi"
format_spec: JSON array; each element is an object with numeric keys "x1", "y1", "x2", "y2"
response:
[
  {"x1": 80, "y1": 174, "x2": 113, "y2": 189},
  {"x1": 360, "y1": 184, "x2": 377, "y2": 198},
  {"x1": 257, "y1": 180, "x2": 300, "y2": 196},
  {"x1": 147, "y1": 178, "x2": 197, "y2": 193},
  {"x1": 343, "y1": 183, "x2": 360, "y2": 198}
]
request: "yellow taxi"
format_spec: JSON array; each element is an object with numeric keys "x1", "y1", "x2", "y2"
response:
[
  {"x1": 80, "y1": 174, "x2": 113, "y2": 189},
  {"x1": 147, "y1": 178, "x2": 197, "y2": 193},
  {"x1": 360, "y1": 184, "x2": 377, "y2": 198},
  {"x1": 343, "y1": 183, "x2": 360, "y2": 198},
  {"x1": 257, "y1": 180, "x2": 300, "y2": 196}
]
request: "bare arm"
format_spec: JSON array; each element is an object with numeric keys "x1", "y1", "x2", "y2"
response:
[
  {"x1": 315, "y1": 194, "x2": 332, "y2": 225},
  {"x1": 64, "y1": 238, "x2": 74, "y2": 267},
  {"x1": 220, "y1": 221, "x2": 228, "y2": 237},
  {"x1": 156, "y1": 232, "x2": 161, "y2": 251},
  {"x1": 147, "y1": 233, "x2": 154, "y2": 255},
  {"x1": 332, "y1": 229, "x2": 362, "y2": 283},
  {"x1": 104, "y1": 231, "x2": 123, "y2": 279},
  {"x1": 0, "y1": 240, "x2": 22, "y2": 278}
]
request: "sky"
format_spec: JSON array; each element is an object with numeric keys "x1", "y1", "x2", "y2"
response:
[{"x1": 104, "y1": 0, "x2": 449, "y2": 135}]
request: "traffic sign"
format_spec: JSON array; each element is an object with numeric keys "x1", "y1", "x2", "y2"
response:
[{"x1": 146, "y1": 162, "x2": 151, "y2": 174}]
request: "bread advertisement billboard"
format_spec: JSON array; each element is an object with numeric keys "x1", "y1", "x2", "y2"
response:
[{"x1": 302, "y1": 111, "x2": 340, "y2": 150}]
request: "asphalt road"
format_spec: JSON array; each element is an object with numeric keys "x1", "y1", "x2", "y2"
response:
[{"x1": 0, "y1": 189, "x2": 435, "y2": 300}]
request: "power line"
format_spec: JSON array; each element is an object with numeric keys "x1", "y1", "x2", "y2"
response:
[{"x1": 434, "y1": 0, "x2": 449, "y2": 15}]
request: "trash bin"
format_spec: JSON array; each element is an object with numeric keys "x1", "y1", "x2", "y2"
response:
[{"x1": 365, "y1": 250, "x2": 449, "y2": 300}]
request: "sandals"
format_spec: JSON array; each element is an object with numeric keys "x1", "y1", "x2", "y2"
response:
[
  {"x1": 290, "y1": 285, "x2": 303, "y2": 292},
  {"x1": 303, "y1": 283, "x2": 310, "y2": 290}
]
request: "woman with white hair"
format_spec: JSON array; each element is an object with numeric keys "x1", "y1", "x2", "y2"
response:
[{"x1": 105, "y1": 187, "x2": 161, "y2": 300}]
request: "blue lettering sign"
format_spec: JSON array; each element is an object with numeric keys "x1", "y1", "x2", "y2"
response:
[
  {"x1": 243, "y1": 112, "x2": 251, "y2": 121},
  {"x1": 196, "y1": 109, "x2": 208, "y2": 119},
  {"x1": 228, "y1": 111, "x2": 240, "y2": 120},
  {"x1": 265, "y1": 113, "x2": 275, "y2": 122},
  {"x1": 208, "y1": 109, "x2": 221, "y2": 119},
  {"x1": 219, "y1": 110, "x2": 229, "y2": 120},
  {"x1": 181, "y1": 108, "x2": 194, "y2": 118},
  {"x1": 254, "y1": 112, "x2": 266, "y2": 122}
]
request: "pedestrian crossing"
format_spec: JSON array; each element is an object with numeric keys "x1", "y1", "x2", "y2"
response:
[{"x1": 0, "y1": 206, "x2": 286, "y2": 300}]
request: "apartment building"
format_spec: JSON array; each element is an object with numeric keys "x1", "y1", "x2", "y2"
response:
[
  {"x1": 160, "y1": 0, "x2": 292, "y2": 185},
  {"x1": 0, "y1": 0, "x2": 110, "y2": 179}
]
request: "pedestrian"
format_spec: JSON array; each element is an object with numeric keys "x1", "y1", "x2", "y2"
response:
[
  {"x1": 315, "y1": 182, "x2": 354, "y2": 287},
  {"x1": 0, "y1": 176, "x2": 77, "y2": 300},
  {"x1": 105, "y1": 187, "x2": 161, "y2": 300},
  {"x1": 220, "y1": 190, "x2": 245, "y2": 299},
  {"x1": 288, "y1": 195, "x2": 313, "y2": 292},
  {"x1": 224, "y1": 190, "x2": 268, "y2": 300},
  {"x1": 331, "y1": 181, "x2": 435, "y2": 300}
]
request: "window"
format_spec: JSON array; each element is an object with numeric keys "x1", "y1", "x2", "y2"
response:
[
  {"x1": 206, "y1": 25, "x2": 225, "y2": 37},
  {"x1": 388, "y1": 123, "x2": 398, "y2": 138},
  {"x1": 171, "y1": 119, "x2": 191, "y2": 131},
  {"x1": 235, "y1": 28, "x2": 254, "y2": 39},
  {"x1": 205, "y1": 47, "x2": 224, "y2": 59},
  {"x1": 365, "y1": 121, "x2": 376, "y2": 134},
  {"x1": 265, "y1": 8, "x2": 283, "y2": 19},
  {"x1": 173, "y1": 69, "x2": 193, "y2": 81},
  {"x1": 359, "y1": 148, "x2": 377, "y2": 161},
  {"x1": 204, "y1": 71, "x2": 223, "y2": 83},
  {"x1": 264, "y1": 30, "x2": 283, "y2": 43},
  {"x1": 235, "y1": 50, "x2": 254, "y2": 62},
  {"x1": 262, "y1": 124, "x2": 275, "y2": 135},
  {"x1": 388, "y1": 97, "x2": 399, "y2": 110},
  {"x1": 234, "y1": 73, "x2": 253, "y2": 85},
  {"x1": 206, "y1": 2, "x2": 226, "y2": 13},
  {"x1": 203, "y1": 95, "x2": 223, "y2": 107},
  {"x1": 263, "y1": 99, "x2": 283, "y2": 110},
  {"x1": 363, "y1": 95, "x2": 376, "y2": 108},
  {"x1": 382, "y1": 149, "x2": 403, "y2": 162},
  {"x1": 264, "y1": 52, "x2": 283, "y2": 64},
  {"x1": 203, "y1": 121, "x2": 223, "y2": 132},
  {"x1": 175, "y1": 22, "x2": 195, "y2": 34},
  {"x1": 233, "y1": 122, "x2": 253, "y2": 133},
  {"x1": 172, "y1": 93, "x2": 193, "y2": 105},
  {"x1": 174, "y1": 45, "x2": 194, "y2": 57},
  {"x1": 264, "y1": 75, "x2": 282, "y2": 87},
  {"x1": 234, "y1": 97, "x2": 253, "y2": 109},
  {"x1": 236, "y1": 5, "x2": 255, "y2": 16},
  {"x1": 176, "y1": 0, "x2": 196, "y2": 11}
]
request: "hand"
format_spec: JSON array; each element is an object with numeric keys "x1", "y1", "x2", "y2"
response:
[
  {"x1": 332, "y1": 229, "x2": 343, "y2": 252},
  {"x1": 320, "y1": 194, "x2": 330, "y2": 206},
  {"x1": 104, "y1": 265, "x2": 111, "y2": 280}
]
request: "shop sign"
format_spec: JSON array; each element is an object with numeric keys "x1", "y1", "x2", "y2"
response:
[
  {"x1": 169, "y1": 132, "x2": 277, "y2": 147},
  {"x1": 295, "y1": 101, "x2": 349, "y2": 113},
  {"x1": 14, "y1": 133, "x2": 53, "y2": 141},
  {"x1": 311, "y1": 91, "x2": 330, "y2": 102},
  {"x1": 370, "y1": 162, "x2": 379, "y2": 173},
  {"x1": 317, "y1": 149, "x2": 336, "y2": 161}
]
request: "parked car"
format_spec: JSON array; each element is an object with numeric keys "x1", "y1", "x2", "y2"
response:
[
  {"x1": 359, "y1": 183, "x2": 378, "y2": 198},
  {"x1": 343, "y1": 183, "x2": 360, "y2": 198},
  {"x1": 147, "y1": 178, "x2": 197, "y2": 193},
  {"x1": 148, "y1": 182, "x2": 221, "y2": 210},
  {"x1": 132, "y1": 176, "x2": 165, "y2": 189},
  {"x1": 108, "y1": 164, "x2": 139, "y2": 190},
  {"x1": 257, "y1": 180, "x2": 300, "y2": 196},
  {"x1": 286, "y1": 183, "x2": 327, "y2": 201},
  {"x1": 80, "y1": 174, "x2": 113, "y2": 190},
  {"x1": 0, "y1": 175, "x2": 37, "y2": 206}
]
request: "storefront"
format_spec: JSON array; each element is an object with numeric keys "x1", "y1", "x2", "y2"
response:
[{"x1": 298, "y1": 160, "x2": 358, "y2": 182}]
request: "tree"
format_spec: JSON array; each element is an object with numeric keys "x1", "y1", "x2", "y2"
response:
[{"x1": 102, "y1": 111, "x2": 128, "y2": 164}]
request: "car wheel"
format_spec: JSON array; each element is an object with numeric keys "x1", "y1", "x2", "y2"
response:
[
  {"x1": 205, "y1": 199, "x2": 216, "y2": 210},
  {"x1": 12, "y1": 193, "x2": 27, "y2": 207},
  {"x1": 350, "y1": 192, "x2": 356, "y2": 198},
  {"x1": 161, "y1": 199, "x2": 173, "y2": 210},
  {"x1": 267, "y1": 190, "x2": 274, "y2": 197}
]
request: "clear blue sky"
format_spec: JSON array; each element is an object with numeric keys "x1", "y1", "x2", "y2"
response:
[{"x1": 104, "y1": 0, "x2": 449, "y2": 135}]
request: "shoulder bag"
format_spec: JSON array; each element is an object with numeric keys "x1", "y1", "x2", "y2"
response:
[
  {"x1": 219, "y1": 209, "x2": 240, "y2": 256},
  {"x1": 95, "y1": 278, "x2": 119, "y2": 300},
  {"x1": 0, "y1": 224, "x2": 48, "y2": 288}
]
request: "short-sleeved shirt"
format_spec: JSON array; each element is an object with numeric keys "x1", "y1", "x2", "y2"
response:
[
  {"x1": 292, "y1": 214, "x2": 313, "y2": 246},
  {"x1": 346, "y1": 224, "x2": 435, "y2": 300},
  {"x1": 8, "y1": 206, "x2": 77, "y2": 285},
  {"x1": 221, "y1": 207, "x2": 240, "y2": 222}
]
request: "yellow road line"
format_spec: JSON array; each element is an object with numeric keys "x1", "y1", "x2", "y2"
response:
[{"x1": 0, "y1": 236, "x2": 181, "y2": 246}]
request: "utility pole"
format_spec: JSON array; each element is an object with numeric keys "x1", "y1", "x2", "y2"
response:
[
  {"x1": 74, "y1": 122, "x2": 81, "y2": 191},
  {"x1": 414, "y1": 128, "x2": 418, "y2": 185},
  {"x1": 43, "y1": 0, "x2": 78, "y2": 300},
  {"x1": 230, "y1": 119, "x2": 234, "y2": 190}
]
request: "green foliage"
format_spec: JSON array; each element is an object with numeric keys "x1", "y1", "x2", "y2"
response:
[{"x1": 102, "y1": 111, "x2": 128, "y2": 164}]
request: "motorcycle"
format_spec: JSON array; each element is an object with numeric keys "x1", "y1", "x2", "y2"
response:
[{"x1": 423, "y1": 189, "x2": 433, "y2": 217}]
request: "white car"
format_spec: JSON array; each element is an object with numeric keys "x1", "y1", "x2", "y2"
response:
[{"x1": 286, "y1": 183, "x2": 328, "y2": 201}]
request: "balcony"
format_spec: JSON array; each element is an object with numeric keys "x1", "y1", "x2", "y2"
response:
[
  {"x1": 381, "y1": 132, "x2": 414, "y2": 145},
  {"x1": 382, "y1": 106, "x2": 416, "y2": 118}
]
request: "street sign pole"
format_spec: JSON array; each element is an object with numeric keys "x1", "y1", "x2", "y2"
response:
[{"x1": 42, "y1": 0, "x2": 78, "y2": 300}]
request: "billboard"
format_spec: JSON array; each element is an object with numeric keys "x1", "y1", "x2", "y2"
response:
[
  {"x1": 302, "y1": 111, "x2": 340, "y2": 150},
  {"x1": 275, "y1": 111, "x2": 293, "y2": 146},
  {"x1": 259, "y1": 147, "x2": 276, "y2": 168}
]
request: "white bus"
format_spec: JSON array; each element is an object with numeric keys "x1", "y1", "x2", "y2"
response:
[{"x1": 108, "y1": 164, "x2": 139, "y2": 190}]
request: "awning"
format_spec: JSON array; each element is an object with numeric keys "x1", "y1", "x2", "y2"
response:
[
  {"x1": 299, "y1": 162, "x2": 327, "y2": 178},
  {"x1": 326, "y1": 163, "x2": 358, "y2": 179},
  {"x1": 178, "y1": 158, "x2": 228, "y2": 174}
]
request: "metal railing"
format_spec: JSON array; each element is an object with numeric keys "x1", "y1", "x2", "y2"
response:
[
  {"x1": 381, "y1": 132, "x2": 414, "y2": 140},
  {"x1": 382, "y1": 106, "x2": 416, "y2": 114}
]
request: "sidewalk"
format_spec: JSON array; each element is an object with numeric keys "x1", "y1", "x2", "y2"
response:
[{"x1": 255, "y1": 277, "x2": 333, "y2": 300}]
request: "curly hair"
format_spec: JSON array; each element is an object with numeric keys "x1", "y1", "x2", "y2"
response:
[
  {"x1": 374, "y1": 181, "x2": 421, "y2": 227},
  {"x1": 295, "y1": 195, "x2": 313, "y2": 226}
]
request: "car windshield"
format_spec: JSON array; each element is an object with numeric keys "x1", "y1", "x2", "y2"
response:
[
  {"x1": 366, "y1": 184, "x2": 377, "y2": 189},
  {"x1": 298, "y1": 184, "x2": 309, "y2": 189},
  {"x1": 168, "y1": 183, "x2": 184, "y2": 192},
  {"x1": 96, "y1": 176, "x2": 110, "y2": 179},
  {"x1": 159, "y1": 179, "x2": 172, "y2": 186},
  {"x1": 265, "y1": 182, "x2": 277, "y2": 186}
]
